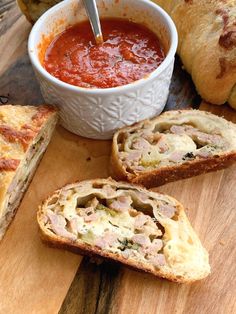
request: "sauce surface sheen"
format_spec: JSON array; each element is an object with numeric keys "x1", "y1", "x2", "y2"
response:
[{"x1": 44, "y1": 19, "x2": 165, "y2": 89}]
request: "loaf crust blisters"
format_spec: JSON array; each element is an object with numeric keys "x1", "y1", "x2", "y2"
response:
[
  {"x1": 153, "y1": 0, "x2": 236, "y2": 108},
  {"x1": 0, "y1": 105, "x2": 58, "y2": 239},
  {"x1": 38, "y1": 178, "x2": 210, "y2": 283}
]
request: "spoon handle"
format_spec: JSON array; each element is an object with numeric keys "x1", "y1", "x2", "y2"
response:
[{"x1": 82, "y1": 0, "x2": 103, "y2": 44}]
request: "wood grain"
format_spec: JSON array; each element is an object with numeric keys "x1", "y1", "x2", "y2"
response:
[
  {"x1": 0, "y1": 2, "x2": 235, "y2": 314},
  {"x1": 59, "y1": 106, "x2": 236, "y2": 314}
]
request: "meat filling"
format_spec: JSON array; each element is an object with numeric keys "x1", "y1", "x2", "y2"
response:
[
  {"x1": 45, "y1": 185, "x2": 179, "y2": 269},
  {"x1": 118, "y1": 122, "x2": 229, "y2": 172}
]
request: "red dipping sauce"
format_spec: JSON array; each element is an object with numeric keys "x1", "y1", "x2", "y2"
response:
[{"x1": 44, "y1": 19, "x2": 165, "y2": 89}]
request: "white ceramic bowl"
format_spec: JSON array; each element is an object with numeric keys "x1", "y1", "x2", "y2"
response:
[{"x1": 28, "y1": 0, "x2": 178, "y2": 139}]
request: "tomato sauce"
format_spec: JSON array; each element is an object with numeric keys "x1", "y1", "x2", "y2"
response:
[{"x1": 44, "y1": 19, "x2": 165, "y2": 89}]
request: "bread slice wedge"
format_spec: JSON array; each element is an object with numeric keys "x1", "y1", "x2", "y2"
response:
[
  {"x1": 111, "y1": 110, "x2": 236, "y2": 188},
  {"x1": 0, "y1": 105, "x2": 58, "y2": 240},
  {"x1": 37, "y1": 178, "x2": 210, "y2": 283}
]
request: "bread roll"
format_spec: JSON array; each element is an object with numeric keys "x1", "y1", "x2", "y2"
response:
[{"x1": 153, "y1": 0, "x2": 236, "y2": 108}]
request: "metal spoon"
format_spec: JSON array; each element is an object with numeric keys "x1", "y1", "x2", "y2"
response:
[{"x1": 82, "y1": 0, "x2": 104, "y2": 44}]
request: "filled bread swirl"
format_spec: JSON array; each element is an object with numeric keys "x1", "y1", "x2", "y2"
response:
[
  {"x1": 111, "y1": 110, "x2": 236, "y2": 187},
  {"x1": 37, "y1": 178, "x2": 210, "y2": 283}
]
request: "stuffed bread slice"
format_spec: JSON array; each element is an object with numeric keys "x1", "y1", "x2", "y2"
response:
[
  {"x1": 37, "y1": 178, "x2": 210, "y2": 283},
  {"x1": 0, "y1": 105, "x2": 58, "y2": 240},
  {"x1": 111, "y1": 110, "x2": 236, "y2": 188}
]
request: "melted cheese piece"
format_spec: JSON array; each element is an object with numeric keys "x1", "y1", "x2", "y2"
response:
[{"x1": 141, "y1": 134, "x2": 197, "y2": 165}]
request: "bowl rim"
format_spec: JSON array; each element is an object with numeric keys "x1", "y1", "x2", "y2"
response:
[{"x1": 28, "y1": 0, "x2": 178, "y2": 95}]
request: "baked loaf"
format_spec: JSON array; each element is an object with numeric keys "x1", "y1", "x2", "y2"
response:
[
  {"x1": 111, "y1": 110, "x2": 236, "y2": 188},
  {"x1": 17, "y1": 0, "x2": 61, "y2": 23},
  {"x1": 153, "y1": 0, "x2": 236, "y2": 108},
  {"x1": 38, "y1": 178, "x2": 210, "y2": 283},
  {"x1": 0, "y1": 105, "x2": 57, "y2": 240}
]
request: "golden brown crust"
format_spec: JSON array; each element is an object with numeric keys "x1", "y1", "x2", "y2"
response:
[
  {"x1": 0, "y1": 125, "x2": 35, "y2": 152},
  {"x1": 0, "y1": 158, "x2": 20, "y2": 171},
  {"x1": 131, "y1": 152, "x2": 236, "y2": 188},
  {"x1": 31, "y1": 105, "x2": 57, "y2": 126},
  {"x1": 39, "y1": 228, "x2": 188, "y2": 283},
  {"x1": 0, "y1": 105, "x2": 56, "y2": 152},
  {"x1": 0, "y1": 104, "x2": 58, "y2": 240},
  {"x1": 153, "y1": 0, "x2": 236, "y2": 108},
  {"x1": 110, "y1": 109, "x2": 236, "y2": 188}
]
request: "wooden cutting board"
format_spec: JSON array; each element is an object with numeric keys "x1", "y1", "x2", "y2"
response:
[{"x1": 0, "y1": 3, "x2": 236, "y2": 314}]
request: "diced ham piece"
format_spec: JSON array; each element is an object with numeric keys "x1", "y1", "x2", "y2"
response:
[
  {"x1": 134, "y1": 165, "x2": 146, "y2": 172},
  {"x1": 195, "y1": 133, "x2": 223, "y2": 146},
  {"x1": 132, "y1": 138, "x2": 150, "y2": 150},
  {"x1": 169, "y1": 151, "x2": 186, "y2": 163},
  {"x1": 135, "y1": 191, "x2": 149, "y2": 202},
  {"x1": 68, "y1": 217, "x2": 78, "y2": 234},
  {"x1": 94, "y1": 237, "x2": 107, "y2": 249},
  {"x1": 170, "y1": 125, "x2": 187, "y2": 135},
  {"x1": 196, "y1": 149, "x2": 213, "y2": 158},
  {"x1": 122, "y1": 150, "x2": 143, "y2": 169},
  {"x1": 142, "y1": 239, "x2": 163, "y2": 256},
  {"x1": 134, "y1": 214, "x2": 149, "y2": 229},
  {"x1": 95, "y1": 232, "x2": 118, "y2": 249},
  {"x1": 132, "y1": 234, "x2": 150, "y2": 247},
  {"x1": 157, "y1": 136, "x2": 169, "y2": 153},
  {"x1": 103, "y1": 185, "x2": 116, "y2": 197},
  {"x1": 104, "y1": 232, "x2": 118, "y2": 246},
  {"x1": 159, "y1": 204, "x2": 176, "y2": 218},
  {"x1": 170, "y1": 124, "x2": 226, "y2": 148},
  {"x1": 84, "y1": 213, "x2": 99, "y2": 223},
  {"x1": 47, "y1": 210, "x2": 77, "y2": 241},
  {"x1": 150, "y1": 254, "x2": 166, "y2": 267},
  {"x1": 151, "y1": 239, "x2": 163, "y2": 251},
  {"x1": 109, "y1": 195, "x2": 132, "y2": 212},
  {"x1": 126, "y1": 151, "x2": 142, "y2": 162},
  {"x1": 79, "y1": 205, "x2": 99, "y2": 223}
]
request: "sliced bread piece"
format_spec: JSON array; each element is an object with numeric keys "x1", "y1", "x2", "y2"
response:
[
  {"x1": 111, "y1": 110, "x2": 236, "y2": 188},
  {"x1": 37, "y1": 178, "x2": 210, "y2": 283},
  {"x1": 0, "y1": 104, "x2": 58, "y2": 240}
]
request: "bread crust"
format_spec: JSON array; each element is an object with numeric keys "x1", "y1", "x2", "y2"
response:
[
  {"x1": 110, "y1": 109, "x2": 236, "y2": 188},
  {"x1": 153, "y1": 0, "x2": 236, "y2": 108},
  {"x1": 39, "y1": 228, "x2": 194, "y2": 283},
  {"x1": 0, "y1": 104, "x2": 58, "y2": 240},
  {"x1": 37, "y1": 178, "x2": 210, "y2": 283},
  {"x1": 113, "y1": 149, "x2": 236, "y2": 189}
]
